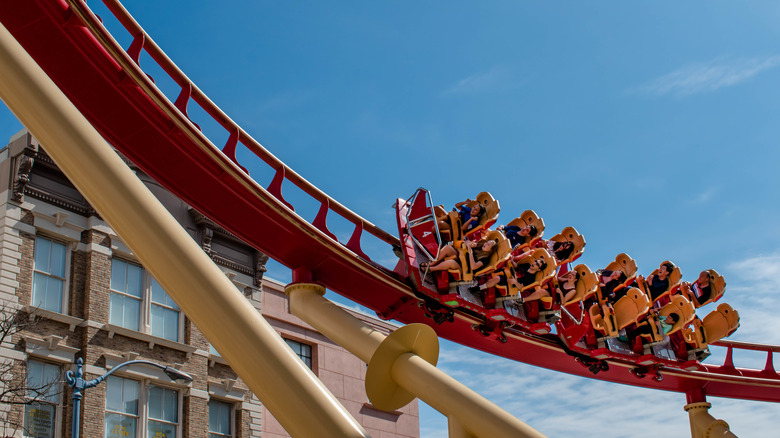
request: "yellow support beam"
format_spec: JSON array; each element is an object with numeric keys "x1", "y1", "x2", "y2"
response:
[
  {"x1": 286, "y1": 282, "x2": 547, "y2": 438},
  {"x1": 684, "y1": 402, "x2": 736, "y2": 438},
  {"x1": 0, "y1": 22, "x2": 368, "y2": 438}
]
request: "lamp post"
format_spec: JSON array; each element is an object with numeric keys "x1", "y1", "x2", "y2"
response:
[{"x1": 65, "y1": 357, "x2": 193, "y2": 438}]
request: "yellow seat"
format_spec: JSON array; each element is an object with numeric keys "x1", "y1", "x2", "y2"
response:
[
  {"x1": 710, "y1": 270, "x2": 727, "y2": 302},
  {"x1": 561, "y1": 264, "x2": 598, "y2": 306},
  {"x1": 604, "y1": 253, "x2": 638, "y2": 282},
  {"x1": 641, "y1": 294, "x2": 696, "y2": 342},
  {"x1": 433, "y1": 205, "x2": 459, "y2": 242},
  {"x1": 683, "y1": 303, "x2": 740, "y2": 349},
  {"x1": 473, "y1": 231, "x2": 512, "y2": 277},
  {"x1": 548, "y1": 226, "x2": 586, "y2": 265},
  {"x1": 681, "y1": 269, "x2": 726, "y2": 308},
  {"x1": 499, "y1": 248, "x2": 555, "y2": 302},
  {"x1": 589, "y1": 287, "x2": 650, "y2": 338},
  {"x1": 447, "y1": 232, "x2": 510, "y2": 283},
  {"x1": 505, "y1": 210, "x2": 546, "y2": 252},
  {"x1": 460, "y1": 192, "x2": 500, "y2": 240}
]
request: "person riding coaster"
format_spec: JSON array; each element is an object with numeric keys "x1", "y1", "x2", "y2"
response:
[
  {"x1": 544, "y1": 226, "x2": 586, "y2": 265},
  {"x1": 476, "y1": 248, "x2": 556, "y2": 309},
  {"x1": 434, "y1": 192, "x2": 500, "y2": 243},
  {"x1": 419, "y1": 230, "x2": 511, "y2": 289}
]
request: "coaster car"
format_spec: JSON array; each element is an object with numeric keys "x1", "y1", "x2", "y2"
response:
[{"x1": 396, "y1": 188, "x2": 735, "y2": 371}]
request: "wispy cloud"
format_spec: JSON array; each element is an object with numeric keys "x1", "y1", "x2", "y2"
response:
[
  {"x1": 691, "y1": 186, "x2": 718, "y2": 204},
  {"x1": 425, "y1": 344, "x2": 780, "y2": 437},
  {"x1": 628, "y1": 55, "x2": 780, "y2": 97},
  {"x1": 254, "y1": 89, "x2": 317, "y2": 113},
  {"x1": 722, "y1": 253, "x2": 780, "y2": 346},
  {"x1": 443, "y1": 65, "x2": 522, "y2": 96}
]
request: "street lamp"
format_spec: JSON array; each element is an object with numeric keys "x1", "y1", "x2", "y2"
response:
[{"x1": 65, "y1": 357, "x2": 193, "y2": 438}]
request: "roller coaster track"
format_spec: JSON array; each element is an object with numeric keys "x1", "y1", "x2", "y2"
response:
[{"x1": 1, "y1": 0, "x2": 778, "y2": 404}]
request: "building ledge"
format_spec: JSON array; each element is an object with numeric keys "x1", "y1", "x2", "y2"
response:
[
  {"x1": 23, "y1": 334, "x2": 79, "y2": 363},
  {"x1": 23, "y1": 305, "x2": 85, "y2": 331},
  {"x1": 101, "y1": 324, "x2": 197, "y2": 358},
  {"x1": 208, "y1": 353, "x2": 228, "y2": 367}
]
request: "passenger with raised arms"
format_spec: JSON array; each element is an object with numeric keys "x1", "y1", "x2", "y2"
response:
[{"x1": 421, "y1": 238, "x2": 498, "y2": 274}]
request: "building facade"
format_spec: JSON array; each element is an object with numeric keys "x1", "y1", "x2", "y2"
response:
[{"x1": 0, "y1": 130, "x2": 419, "y2": 438}]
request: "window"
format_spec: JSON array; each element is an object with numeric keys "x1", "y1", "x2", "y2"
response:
[
  {"x1": 284, "y1": 339, "x2": 312, "y2": 369},
  {"x1": 208, "y1": 400, "x2": 232, "y2": 438},
  {"x1": 32, "y1": 237, "x2": 67, "y2": 313},
  {"x1": 110, "y1": 259, "x2": 181, "y2": 342},
  {"x1": 105, "y1": 376, "x2": 139, "y2": 438},
  {"x1": 150, "y1": 278, "x2": 179, "y2": 341},
  {"x1": 24, "y1": 360, "x2": 60, "y2": 438},
  {"x1": 147, "y1": 385, "x2": 179, "y2": 438},
  {"x1": 105, "y1": 376, "x2": 181, "y2": 438}
]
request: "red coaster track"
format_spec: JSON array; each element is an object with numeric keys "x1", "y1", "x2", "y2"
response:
[{"x1": 1, "y1": 0, "x2": 778, "y2": 404}]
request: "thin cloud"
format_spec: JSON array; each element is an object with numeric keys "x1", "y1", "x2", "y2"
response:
[
  {"x1": 691, "y1": 187, "x2": 718, "y2": 204},
  {"x1": 628, "y1": 55, "x2": 780, "y2": 97},
  {"x1": 443, "y1": 65, "x2": 521, "y2": 96},
  {"x1": 723, "y1": 253, "x2": 780, "y2": 345},
  {"x1": 429, "y1": 345, "x2": 780, "y2": 437}
]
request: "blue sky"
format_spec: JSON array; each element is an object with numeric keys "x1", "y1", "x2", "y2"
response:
[{"x1": 2, "y1": 1, "x2": 780, "y2": 436}]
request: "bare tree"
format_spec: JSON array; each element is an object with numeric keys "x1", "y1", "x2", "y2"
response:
[{"x1": 0, "y1": 304, "x2": 65, "y2": 437}]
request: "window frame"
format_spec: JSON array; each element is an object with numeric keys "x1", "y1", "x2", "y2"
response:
[
  {"x1": 104, "y1": 376, "x2": 185, "y2": 438},
  {"x1": 24, "y1": 359, "x2": 63, "y2": 438},
  {"x1": 283, "y1": 337, "x2": 314, "y2": 370},
  {"x1": 31, "y1": 235, "x2": 72, "y2": 315},
  {"x1": 207, "y1": 399, "x2": 235, "y2": 438},
  {"x1": 109, "y1": 258, "x2": 184, "y2": 343}
]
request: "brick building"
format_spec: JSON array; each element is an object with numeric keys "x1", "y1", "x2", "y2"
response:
[{"x1": 0, "y1": 130, "x2": 419, "y2": 438}]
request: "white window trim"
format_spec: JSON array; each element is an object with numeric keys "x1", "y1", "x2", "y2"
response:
[
  {"x1": 207, "y1": 398, "x2": 237, "y2": 438},
  {"x1": 31, "y1": 235, "x2": 74, "y2": 316},
  {"x1": 100, "y1": 325, "x2": 197, "y2": 357},
  {"x1": 207, "y1": 379, "x2": 246, "y2": 402},
  {"x1": 103, "y1": 375, "x2": 186, "y2": 438},
  {"x1": 282, "y1": 336, "x2": 315, "y2": 371},
  {"x1": 22, "y1": 306, "x2": 84, "y2": 332},
  {"x1": 24, "y1": 359, "x2": 64, "y2": 438},
  {"x1": 23, "y1": 334, "x2": 80, "y2": 364},
  {"x1": 110, "y1": 258, "x2": 185, "y2": 343}
]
